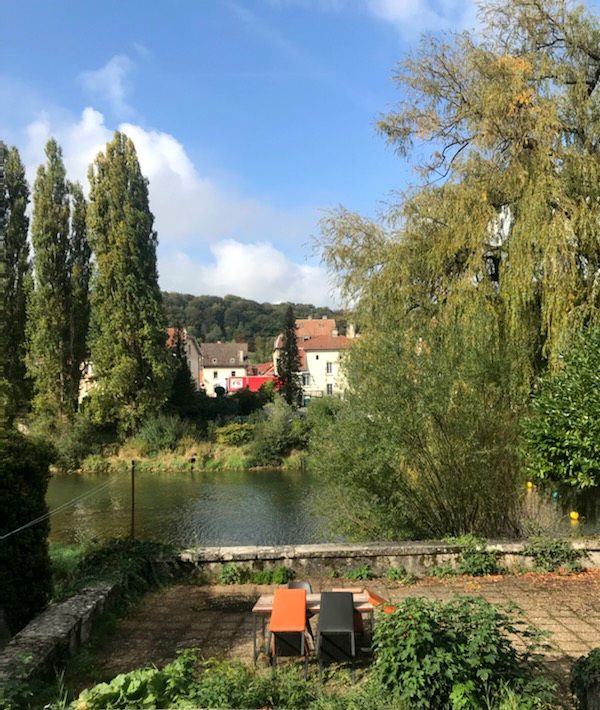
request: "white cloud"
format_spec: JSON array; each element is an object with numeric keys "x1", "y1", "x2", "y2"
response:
[
  {"x1": 160, "y1": 241, "x2": 336, "y2": 305},
  {"x1": 20, "y1": 107, "x2": 329, "y2": 303},
  {"x1": 367, "y1": 0, "x2": 477, "y2": 34},
  {"x1": 79, "y1": 55, "x2": 134, "y2": 117}
]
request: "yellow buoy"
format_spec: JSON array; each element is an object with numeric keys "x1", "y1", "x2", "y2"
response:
[
  {"x1": 569, "y1": 511, "x2": 580, "y2": 521},
  {"x1": 526, "y1": 481, "x2": 534, "y2": 490}
]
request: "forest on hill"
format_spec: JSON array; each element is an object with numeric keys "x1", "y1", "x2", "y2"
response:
[{"x1": 162, "y1": 292, "x2": 344, "y2": 361}]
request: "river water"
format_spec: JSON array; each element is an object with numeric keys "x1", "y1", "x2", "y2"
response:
[{"x1": 47, "y1": 468, "x2": 329, "y2": 546}]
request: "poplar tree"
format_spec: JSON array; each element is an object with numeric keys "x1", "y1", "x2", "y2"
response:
[
  {"x1": 277, "y1": 305, "x2": 302, "y2": 407},
  {"x1": 87, "y1": 132, "x2": 171, "y2": 434},
  {"x1": 27, "y1": 139, "x2": 72, "y2": 418},
  {"x1": 68, "y1": 182, "x2": 91, "y2": 409},
  {"x1": 0, "y1": 143, "x2": 31, "y2": 420}
]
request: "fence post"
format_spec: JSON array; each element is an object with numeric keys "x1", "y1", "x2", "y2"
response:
[{"x1": 130, "y1": 460, "x2": 136, "y2": 540}]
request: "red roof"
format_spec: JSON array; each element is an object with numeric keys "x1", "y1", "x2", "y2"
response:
[
  {"x1": 300, "y1": 335, "x2": 350, "y2": 351},
  {"x1": 296, "y1": 318, "x2": 337, "y2": 338},
  {"x1": 253, "y1": 361, "x2": 275, "y2": 376}
]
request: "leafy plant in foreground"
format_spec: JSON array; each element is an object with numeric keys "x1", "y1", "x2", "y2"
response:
[
  {"x1": 372, "y1": 596, "x2": 549, "y2": 708},
  {"x1": 219, "y1": 563, "x2": 245, "y2": 585},
  {"x1": 346, "y1": 564, "x2": 375, "y2": 581},
  {"x1": 571, "y1": 647, "x2": 600, "y2": 710}
]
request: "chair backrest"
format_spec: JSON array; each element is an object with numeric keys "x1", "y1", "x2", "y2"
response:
[
  {"x1": 365, "y1": 588, "x2": 395, "y2": 614},
  {"x1": 270, "y1": 588, "x2": 306, "y2": 633},
  {"x1": 318, "y1": 592, "x2": 355, "y2": 661},
  {"x1": 287, "y1": 581, "x2": 313, "y2": 594}
]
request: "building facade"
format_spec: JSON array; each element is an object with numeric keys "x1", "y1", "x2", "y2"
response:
[
  {"x1": 274, "y1": 317, "x2": 352, "y2": 406},
  {"x1": 199, "y1": 342, "x2": 249, "y2": 396}
]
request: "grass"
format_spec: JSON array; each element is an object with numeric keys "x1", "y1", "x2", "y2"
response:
[{"x1": 49, "y1": 542, "x2": 92, "y2": 600}]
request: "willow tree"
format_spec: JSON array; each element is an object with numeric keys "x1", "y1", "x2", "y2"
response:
[
  {"x1": 87, "y1": 132, "x2": 171, "y2": 434},
  {"x1": 314, "y1": 0, "x2": 600, "y2": 539},
  {"x1": 0, "y1": 144, "x2": 31, "y2": 420}
]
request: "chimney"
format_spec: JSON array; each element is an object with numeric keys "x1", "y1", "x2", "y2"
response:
[
  {"x1": 332, "y1": 329, "x2": 338, "y2": 337},
  {"x1": 322, "y1": 315, "x2": 327, "y2": 320}
]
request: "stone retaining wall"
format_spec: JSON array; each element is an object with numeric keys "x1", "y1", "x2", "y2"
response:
[
  {"x1": 0, "y1": 583, "x2": 117, "y2": 689},
  {"x1": 180, "y1": 539, "x2": 600, "y2": 577}
]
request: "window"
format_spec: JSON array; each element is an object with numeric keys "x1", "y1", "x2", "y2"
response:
[
  {"x1": 212, "y1": 357, "x2": 217, "y2": 364},
  {"x1": 231, "y1": 370, "x2": 236, "y2": 377},
  {"x1": 326, "y1": 384, "x2": 333, "y2": 395},
  {"x1": 326, "y1": 362, "x2": 333, "y2": 374},
  {"x1": 302, "y1": 373, "x2": 310, "y2": 386},
  {"x1": 315, "y1": 354, "x2": 319, "y2": 360},
  {"x1": 213, "y1": 371, "x2": 218, "y2": 379},
  {"x1": 229, "y1": 357, "x2": 235, "y2": 364}
]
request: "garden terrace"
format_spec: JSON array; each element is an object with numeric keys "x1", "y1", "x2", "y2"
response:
[{"x1": 71, "y1": 570, "x2": 600, "y2": 695}]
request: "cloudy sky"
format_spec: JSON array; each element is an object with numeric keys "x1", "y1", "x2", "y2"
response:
[{"x1": 3, "y1": 0, "x2": 591, "y2": 305}]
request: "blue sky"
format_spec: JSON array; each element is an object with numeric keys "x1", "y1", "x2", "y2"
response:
[{"x1": 2, "y1": 0, "x2": 596, "y2": 305}]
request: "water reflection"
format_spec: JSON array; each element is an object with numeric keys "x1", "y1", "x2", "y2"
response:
[{"x1": 47, "y1": 469, "x2": 330, "y2": 546}]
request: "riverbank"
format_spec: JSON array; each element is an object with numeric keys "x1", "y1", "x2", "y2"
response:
[{"x1": 79, "y1": 442, "x2": 307, "y2": 474}]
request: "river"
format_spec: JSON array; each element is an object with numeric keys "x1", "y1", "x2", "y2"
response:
[{"x1": 47, "y1": 468, "x2": 329, "y2": 546}]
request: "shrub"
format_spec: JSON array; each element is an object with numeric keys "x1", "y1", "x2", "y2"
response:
[
  {"x1": 247, "y1": 399, "x2": 308, "y2": 467},
  {"x1": 346, "y1": 564, "x2": 374, "y2": 581},
  {"x1": 215, "y1": 422, "x2": 254, "y2": 446},
  {"x1": 522, "y1": 537, "x2": 584, "y2": 573},
  {"x1": 372, "y1": 596, "x2": 548, "y2": 708},
  {"x1": 54, "y1": 538, "x2": 174, "y2": 601},
  {"x1": 0, "y1": 430, "x2": 53, "y2": 633},
  {"x1": 80, "y1": 453, "x2": 112, "y2": 475},
  {"x1": 135, "y1": 413, "x2": 199, "y2": 456},
  {"x1": 571, "y1": 648, "x2": 600, "y2": 710},
  {"x1": 219, "y1": 563, "x2": 245, "y2": 585},
  {"x1": 522, "y1": 325, "x2": 600, "y2": 489},
  {"x1": 385, "y1": 567, "x2": 416, "y2": 584}
]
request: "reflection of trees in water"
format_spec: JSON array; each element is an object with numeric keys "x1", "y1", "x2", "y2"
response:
[
  {"x1": 48, "y1": 469, "x2": 322, "y2": 546},
  {"x1": 523, "y1": 487, "x2": 600, "y2": 536}
]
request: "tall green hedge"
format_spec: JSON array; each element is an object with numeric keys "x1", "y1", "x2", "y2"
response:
[{"x1": 0, "y1": 430, "x2": 53, "y2": 633}]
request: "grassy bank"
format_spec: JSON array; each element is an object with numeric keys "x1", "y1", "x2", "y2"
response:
[{"x1": 80, "y1": 442, "x2": 307, "y2": 475}]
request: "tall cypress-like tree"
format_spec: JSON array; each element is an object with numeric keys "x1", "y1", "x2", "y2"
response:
[
  {"x1": 0, "y1": 143, "x2": 31, "y2": 420},
  {"x1": 87, "y1": 132, "x2": 172, "y2": 434},
  {"x1": 27, "y1": 139, "x2": 72, "y2": 418},
  {"x1": 67, "y1": 182, "x2": 91, "y2": 409},
  {"x1": 277, "y1": 305, "x2": 302, "y2": 407}
]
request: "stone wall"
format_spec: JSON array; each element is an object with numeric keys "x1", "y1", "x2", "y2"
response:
[
  {"x1": 0, "y1": 584, "x2": 117, "y2": 689},
  {"x1": 180, "y1": 539, "x2": 600, "y2": 578}
]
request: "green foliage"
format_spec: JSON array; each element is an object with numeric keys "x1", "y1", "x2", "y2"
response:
[
  {"x1": 87, "y1": 132, "x2": 172, "y2": 435},
  {"x1": 250, "y1": 566, "x2": 295, "y2": 585},
  {"x1": 0, "y1": 143, "x2": 31, "y2": 420},
  {"x1": 27, "y1": 139, "x2": 90, "y2": 417},
  {"x1": 29, "y1": 412, "x2": 114, "y2": 472},
  {"x1": 247, "y1": 398, "x2": 308, "y2": 467},
  {"x1": 385, "y1": 567, "x2": 416, "y2": 584},
  {"x1": 219, "y1": 563, "x2": 244, "y2": 585},
  {"x1": 0, "y1": 429, "x2": 53, "y2": 633},
  {"x1": 310, "y1": 317, "x2": 523, "y2": 541},
  {"x1": 451, "y1": 537, "x2": 505, "y2": 577},
  {"x1": 215, "y1": 422, "x2": 254, "y2": 446},
  {"x1": 571, "y1": 648, "x2": 600, "y2": 710},
  {"x1": 53, "y1": 538, "x2": 174, "y2": 601},
  {"x1": 523, "y1": 326, "x2": 600, "y2": 489},
  {"x1": 346, "y1": 564, "x2": 374, "y2": 581},
  {"x1": 134, "y1": 413, "x2": 199, "y2": 456},
  {"x1": 372, "y1": 596, "x2": 548, "y2": 708},
  {"x1": 522, "y1": 537, "x2": 584, "y2": 573},
  {"x1": 277, "y1": 305, "x2": 302, "y2": 407}
]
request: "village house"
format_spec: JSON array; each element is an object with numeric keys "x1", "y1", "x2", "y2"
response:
[
  {"x1": 273, "y1": 316, "x2": 353, "y2": 406},
  {"x1": 199, "y1": 342, "x2": 249, "y2": 396},
  {"x1": 166, "y1": 327, "x2": 202, "y2": 389}
]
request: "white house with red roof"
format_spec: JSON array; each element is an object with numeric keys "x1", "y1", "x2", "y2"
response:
[{"x1": 273, "y1": 316, "x2": 353, "y2": 405}]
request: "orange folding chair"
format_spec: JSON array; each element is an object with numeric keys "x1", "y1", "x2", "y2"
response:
[
  {"x1": 268, "y1": 588, "x2": 310, "y2": 678},
  {"x1": 365, "y1": 588, "x2": 396, "y2": 614}
]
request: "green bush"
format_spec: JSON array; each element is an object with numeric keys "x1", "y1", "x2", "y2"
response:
[
  {"x1": 522, "y1": 325, "x2": 600, "y2": 489},
  {"x1": 247, "y1": 399, "x2": 308, "y2": 467},
  {"x1": 522, "y1": 537, "x2": 584, "y2": 573},
  {"x1": 385, "y1": 567, "x2": 416, "y2": 584},
  {"x1": 219, "y1": 563, "x2": 245, "y2": 585},
  {"x1": 80, "y1": 453, "x2": 112, "y2": 475},
  {"x1": 215, "y1": 422, "x2": 254, "y2": 446},
  {"x1": 346, "y1": 564, "x2": 374, "y2": 581},
  {"x1": 54, "y1": 538, "x2": 174, "y2": 601},
  {"x1": 135, "y1": 413, "x2": 199, "y2": 456},
  {"x1": 372, "y1": 596, "x2": 548, "y2": 708},
  {"x1": 0, "y1": 430, "x2": 53, "y2": 633},
  {"x1": 571, "y1": 648, "x2": 600, "y2": 710}
]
